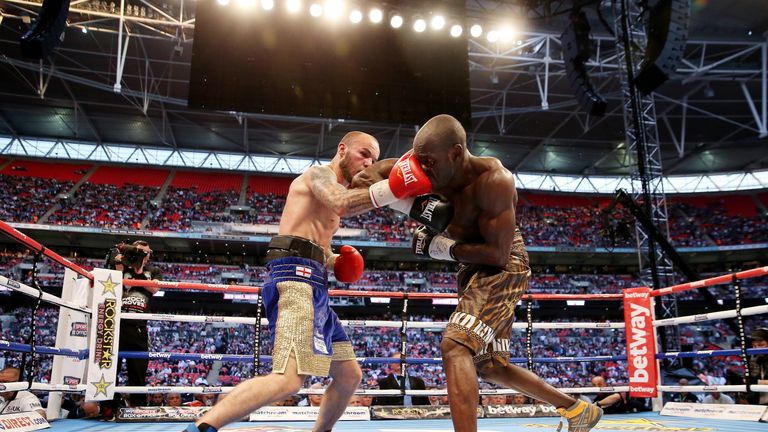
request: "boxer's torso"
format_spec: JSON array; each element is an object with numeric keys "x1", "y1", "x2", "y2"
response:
[
  {"x1": 442, "y1": 157, "x2": 527, "y2": 262},
  {"x1": 278, "y1": 167, "x2": 340, "y2": 250},
  {"x1": 443, "y1": 157, "x2": 510, "y2": 242}
]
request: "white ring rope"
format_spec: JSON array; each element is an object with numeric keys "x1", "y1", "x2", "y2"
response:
[
  {"x1": 657, "y1": 385, "x2": 747, "y2": 393},
  {"x1": 124, "y1": 312, "x2": 624, "y2": 330},
  {"x1": 6, "y1": 381, "x2": 767, "y2": 396},
  {"x1": 0, "y1": 382, "x2": 87, "y2": 393},
  {"x1": 0, "y1": 275, "x2": 90, "y2": 314},
  {"x1": 653, "y1": 305, "x2": 768, "y2": 327}
]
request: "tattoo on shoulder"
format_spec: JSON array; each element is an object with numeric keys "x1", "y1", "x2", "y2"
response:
[{"x1": 306, "y1": 165, "x2": 375, "y2": 216}]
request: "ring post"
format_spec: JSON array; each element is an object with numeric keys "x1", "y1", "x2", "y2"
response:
[
  {"x1": 47, "y1": 268, "x2": 91, "y2": 419},
  {"x1": 623, "y1": 287, "x2": 659, "y2": 403}
]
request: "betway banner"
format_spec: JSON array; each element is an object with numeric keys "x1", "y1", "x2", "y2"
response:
[
  {"x1": 371, "y1": 405, "x2": 483, "y2": 420},
  {"x1": 85, "y1": 268, "x2": 123, "y2": 401},
  {"x1": 484, "y1": 404, "x2": 560, "y2": 418},
  {"x1": 623, "y1": 287, "x2": 658, "y2": 398},
  {"x1": 661, "y1": 402, "x2": 767, "y2": 422},
  {"x1": 249, "y1": 406, "x2": 370, "y2": 421}
]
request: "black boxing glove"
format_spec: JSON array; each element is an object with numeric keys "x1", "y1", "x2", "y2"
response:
[
  {"x1": 389, "y1": 194, "x2": 453, "y2": 232},
  {"x1": 411, "y1": 225, "x2": 457, "y2": 261}
]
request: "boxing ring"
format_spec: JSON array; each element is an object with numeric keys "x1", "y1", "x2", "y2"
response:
[
  {"x1": 0, "y1": 219, "x2": 767, "y2": 432},
  {"x1": 29, "y1": 415, "x2": 768, "y2": 432}
]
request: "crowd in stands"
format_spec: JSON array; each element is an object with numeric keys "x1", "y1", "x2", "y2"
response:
[
  {"x1": 48, "y1": 183, "x2": 158, "y2": 229},
  {"x1": 146, "y1": 186, "x2": 241, "y2": 231},
  {"x1": 237, "y1": 193, "x2": 285, "y2": 225},
  {"x1": 0, "y1": 175, "x2": 73, "y2": 223},
  {"x1": 1, "y1": 171, "x2": 767, "y2": 247},
  {"x1": 668, "y1": 204, "x2": 714, "y2": 247}
]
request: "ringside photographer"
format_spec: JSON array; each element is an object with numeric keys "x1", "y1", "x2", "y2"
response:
[{"x1": 105, "y1": 240, "x2": 162, "y2": 409}]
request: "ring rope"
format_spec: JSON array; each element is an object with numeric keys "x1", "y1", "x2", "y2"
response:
[
  {"x1": 0, "y1": 340, "x2": 88, "y2": 359},
  {"x1": 0, "y1": 220, "x2": 93, "y2": 280},
  {"x1": 3, "y1": 378, "x2": 766, "y2": 396},
  {"x1": 6, "y1": 340, "x2": 766, "y2": 365},
  {"x1": 399, "y1": 291, "x2": 409, "y2": 397},
  {"x1": 652, "y1": 305, "x2": 768, "y2": 327},
  {"x1": 252, "y1": 293, "x2": 263, "y2": 377},
  {"x1": 656, "y1": 347, "x2": 768, "y2": 359},
  {"x1": 122, "y1": 312, "x2": 627, "y2": 330},
  {"x1": 732, "y1": 273, "x2": 752, "y2": 393},
  {"x1": 651, "y1": 266, "x2": 768, "y2": 297},
  {"x1": 122, "y1": 278, "x2": 626, "y2": 300},
  {"x1": 0, "y1": 382, "x2": 88, "y2": 393},
  {"x1": 0, "y1": 275, "x2": 91, "y2": 314},
  {"x1": 525, "y1": 295, "x2": 534, "y2": 371}
]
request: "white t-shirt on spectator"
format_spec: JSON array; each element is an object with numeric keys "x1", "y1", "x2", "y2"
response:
[
  {"x1": 0, "y1": 391, "x2": 44, "y2": 415},
  {"x1": 702, "y1": 394, "x2": 734, "y2": 404}
]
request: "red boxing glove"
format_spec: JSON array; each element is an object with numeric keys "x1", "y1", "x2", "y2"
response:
[
  {"x1": 333, "y1": 245, "x2": 364, "y2": 283},
  {"x1": 369, "y1": 151, "x2": 432, "y2": 208}
]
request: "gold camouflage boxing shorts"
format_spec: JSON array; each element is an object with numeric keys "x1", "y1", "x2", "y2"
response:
[{"x1": 445, "y1": 229, "x2": 530, "y2": 365}]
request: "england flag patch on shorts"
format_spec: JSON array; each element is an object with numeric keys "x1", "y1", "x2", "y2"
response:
[{"x1": 295, "y1": 266, "x2": 312, "y2": 278}]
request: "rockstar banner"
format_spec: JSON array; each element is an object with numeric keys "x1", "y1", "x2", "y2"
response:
[{"x1": 85, "y1": 268, "x2": 123, "y2": 401}]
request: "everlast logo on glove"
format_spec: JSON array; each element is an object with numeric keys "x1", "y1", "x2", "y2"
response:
[
  {"x1": 414, "y1": 233, "x2": 427, "y2": 255},
  {"x1": 398, "y1": 159, "x2": 418, "y2": 186},
  {"x1": 418, "y1": 197, "x2": 440, "y2": 223}
]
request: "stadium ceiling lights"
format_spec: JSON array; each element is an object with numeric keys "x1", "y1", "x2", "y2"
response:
[
  {"x1": 349, "y1": 8, "x2": 363, "y2": 24},
  {"x1": 211, "y1": 0, "x2": 531, "y2": 44},
  {"x1": 389, "y1": 12, "x2": 403, "y2": 29},
  {"x1": 286, "y1": 0, "x2": 301, "y2": 13}
]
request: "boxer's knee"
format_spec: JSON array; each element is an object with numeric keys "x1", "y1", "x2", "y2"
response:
[
  {"x1": 477, "y1": 359, "x2": 507, "y2": 382},
  {"x1": 273, "y1": 359, "x2": 306, "y2": 395},
  {"x1": 441, "y1": 337, "x2": 472, "y2": 363},
  {"x1": 278, "y1": 372, "x2": 306, "y2": 396},
  {"x1": 330, "y1": 360, "x2": 362, "y2": 387}
]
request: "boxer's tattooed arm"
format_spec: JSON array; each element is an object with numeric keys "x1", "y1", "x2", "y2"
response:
[
  {"x1": 307, "y1": 166, "x2": 375, "y2": 216},
  {"x1": 350, "y1": 158, "x2": 397, "y2": 189}
]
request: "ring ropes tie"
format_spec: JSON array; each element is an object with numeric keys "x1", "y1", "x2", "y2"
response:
[
  {"x1": 732, "y1": 273, "x2": 751, "y2": 394},
  {"x1": 399, "y1": 291, "x2": 409, "y2": 399},
  {"x1": 20, "y1": 251, "x2": 45, "y2": 390},
  {"x1": 525, "y1": 295, "x2": 534, "y2": 371},
  {"x1": 252, "y1": 292, "x2": 264, "y2": 377}
]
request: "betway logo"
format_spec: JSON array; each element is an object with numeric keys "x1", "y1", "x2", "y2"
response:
[
  {"x1": 486, "y1": 405, "x2": 557, "y2": 416},
  {"x1": 397, "y1": 159, "x2": 418, "y2": 186},
  {"x1": 418, "y1": 198, "x2": 440, "y2": 222},
  {"x1": 149, "y1": 352, "x2": 172, "y2": 359},
  {"x1": 628, "y1": 302, "x2": 651, "y2": 383},
  {"x1": 624, "y1": 292, "x2": 647, "y2": 298},
  {"x1": 629, "y1": 385, "x2": 655, "y2": 394},
  {"x1": 200, "y1": 354, "x2": 224, "y2": 361}
]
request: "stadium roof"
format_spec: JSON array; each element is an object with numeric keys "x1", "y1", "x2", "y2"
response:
[{"x1": 0, "y1": 0, "x2": 767, "y2": 178}]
